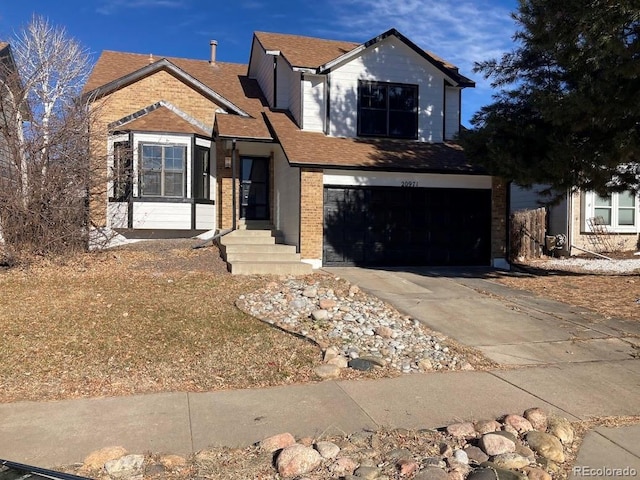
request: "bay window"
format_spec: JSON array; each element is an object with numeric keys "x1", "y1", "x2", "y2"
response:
[{"x1": 140, "y1": 144, "x2": 186, "y2": 197}]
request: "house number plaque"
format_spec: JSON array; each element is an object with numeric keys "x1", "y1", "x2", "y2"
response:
[{"x1": 400, "y1": 181, "x2": 418, "y2": 187}]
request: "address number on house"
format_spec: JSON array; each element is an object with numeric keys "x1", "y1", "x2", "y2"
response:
[{"x1": 400, "y1": 181, "x2": 419, "y2": 187}]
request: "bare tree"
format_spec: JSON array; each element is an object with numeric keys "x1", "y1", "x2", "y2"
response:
[{"x1": 0, "y1": 16, "x2": 105, "y2": 261}]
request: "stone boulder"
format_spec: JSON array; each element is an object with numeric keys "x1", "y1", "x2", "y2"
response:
[
  {"x1": 82, "y1": 446, "x2": 127, "y2": 471},
  {"x1": 523, "y1": 407, "x2": 548, "y2": 431},
  {"x1": 525, "y1": 431, "x2": 565, "y2": 463},
  {"x1": 491, "y1": 452, "x2": 531, "y2": 469},
  {"x1": 104, "y1": 454, "x2": 145, "y2": 478},
  {"x1": 446, "y1": 422, "x2": 476, "y2": 439},
  {"x1": 478, "y1": 433, "x2": 516, "y2": 456},
  {"x1": 276, "y1": 444, "x2": 322, "y2": 478},
  {"x1": 503, "y1": 414, "x2": 534, "y2": 433},
  {"x1": 547, "y1": 416, "x2": 574, "y2": 445},
  {"x1": 315, "y1": 441, "x2": 340, "y2": 459},
  {"x1": 260, "y1": 432, "x2": 296, "y2": 452}
]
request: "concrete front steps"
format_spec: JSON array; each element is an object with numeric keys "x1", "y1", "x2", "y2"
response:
[{"x1": 218, "y1": 222, "x2": 312, "y2": 275}]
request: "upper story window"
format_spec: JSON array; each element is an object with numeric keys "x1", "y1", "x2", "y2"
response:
[
  {"x1": 140, "y1": 144, "x2": 186, "y2": 197},
  {"x1": 589, "y1": 191, "x2": 637, "y2": 231},
  {"x1": 358, "y1": 81, "x2": 418, "y2": 139}
]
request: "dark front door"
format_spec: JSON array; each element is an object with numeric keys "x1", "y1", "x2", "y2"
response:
[{"x1": 240, "y1": 157, "x2": 269, "y2": 220}]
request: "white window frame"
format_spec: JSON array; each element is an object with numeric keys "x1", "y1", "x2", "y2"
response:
[
  {"x1": 131, "y1": 133, "x2": 192, "y2": 199},
  {"x1": 584, "y1": 190, "x2": 639, "y2": 233}
]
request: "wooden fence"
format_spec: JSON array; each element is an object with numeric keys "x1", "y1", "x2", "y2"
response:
[{"x1": 510, "y1": 207, "x2": 546, "y2": 259}]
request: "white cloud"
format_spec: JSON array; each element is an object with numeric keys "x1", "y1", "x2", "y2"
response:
[
  {"x1": 319, "y1": 0, "x2": 519, "y2": 123},
  {"x1": 326, "y1": 0, "x2": 518, "y2": 91},
  {"x1": 96, "y1": 0, "x2": 186, "y2": 15}
]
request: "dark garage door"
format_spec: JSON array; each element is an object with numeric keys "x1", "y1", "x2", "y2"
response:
[{"x1": 323, "y1": 186, "x2": 491, "y2": 266}]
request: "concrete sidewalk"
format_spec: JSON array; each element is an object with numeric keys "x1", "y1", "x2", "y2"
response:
[
  {"x1": 1, "y1": 362, "x2": 639, "y2": 468},
  {"x1": 1, "y1": 266, "x2": 639, "y2": 476}
]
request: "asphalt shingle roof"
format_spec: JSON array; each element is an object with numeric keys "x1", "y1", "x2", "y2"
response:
[
  {"x1": 114, "y1": 106, "x2": 210, "y2": 136},
  {"x1": 83, "y1": 51, "x2": 266, "y2": 118},
  {"x1": 265, "y1": 110, "x2": 484, "y2": 174}
]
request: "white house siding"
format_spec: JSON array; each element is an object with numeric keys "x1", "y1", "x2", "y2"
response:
[
  {"x1": 323, "y1": 170, "x2": 492, "y2": 189},
  {"x1": 287, "y1": 70, "x2": 302, "y2": 126},
  {"x1": 275, "y1": 56, "x2": 291, "y2": 110},
  {"x1": 302, "y1": 75, "x2": 326, "y2": 132},
  {"x1": 195, "y1": 204, "x2": 215, "y2": 230},
  {"x1": 328, "y1": 36, "x2": 447, "y2": 142},
  {"x1": 444, "y1": 86, "x2": 460, "y2": 140},
  {"x1": 249, "y1": 44, "x2": 275, "y2": 108},
  {"x1": 273, "y1": 148, "x2": 300, "y2": 248},
  {"x1": 132, "y1": 202, "x2": 191, "y2": 229}
]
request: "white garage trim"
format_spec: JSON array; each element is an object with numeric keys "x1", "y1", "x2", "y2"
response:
[{"x1": 323, "y1": 170, "x2": 492, "y2": 189}]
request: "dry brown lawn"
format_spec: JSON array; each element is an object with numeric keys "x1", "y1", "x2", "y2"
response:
[
  {"x1": 3, "y1": 241, "x2": 638, "y2": 406},
  {"x1": 0, "y1": 240, "x2": 330, "y2": 403},
  {"x1": 496, "y1": 263, "x2": 640, "y2": 322}
]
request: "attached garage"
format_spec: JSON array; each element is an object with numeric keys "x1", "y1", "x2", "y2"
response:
[{"x1": 323, "y1": 186, "x2": 492, "y2": 266}]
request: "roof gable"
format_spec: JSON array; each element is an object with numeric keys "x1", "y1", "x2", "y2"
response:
[
  {"x1": 320, "y1": 29, "x2": 474, "y2": 87},
  {"x1": 84, "y1": 53, "x2": 250, "y2": 116},
  {"x1": 253, "y1": 31, "x2": 357, "y2": 69},
  {"x1": 251, "y1": 29, "x2": 473, "y2": 87},
  {"x1": 110, "y1": 101, "x2": 210, "y2": 136}
]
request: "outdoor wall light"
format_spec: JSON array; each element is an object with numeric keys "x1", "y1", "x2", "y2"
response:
[{"x1": 224, "y1": 139, "x2": 233, "y2": 168}]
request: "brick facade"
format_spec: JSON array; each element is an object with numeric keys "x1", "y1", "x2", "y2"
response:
[
  {"x1": 216, "y1": 140, "x2": 235, "y2": 230},
  {"x1": 491, "y1": 177, "x2": 508, "y2": 260},
  {"x1": 299, "y1": 168, "x2": 324, "y2": 260},
  {"x1": 89, "y1": 70, "x2": 219, "y2": 226}
]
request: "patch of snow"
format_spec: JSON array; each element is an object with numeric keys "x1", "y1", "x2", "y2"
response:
[
  {"x1": 545, "y1": 257, "x2": 640, "y2": 274},
  {"x1": 88, "y1": 228, "x2": 144, "y2": 250}
]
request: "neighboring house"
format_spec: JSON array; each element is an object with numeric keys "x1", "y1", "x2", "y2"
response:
[
  {"x1": 84, "y1": 28, "x2": 509, "y2": 269},
  {"x1": 511, "y1": 184, "x2": 639, "y2": 254}
]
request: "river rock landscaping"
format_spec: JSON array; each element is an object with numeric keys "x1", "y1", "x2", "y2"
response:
[
  {"x1": 236, "y1": 275, "x2": 482, "y2": 378},
  {"x1": 64, "y1": 407, "x2": 581, "y2": 480}
]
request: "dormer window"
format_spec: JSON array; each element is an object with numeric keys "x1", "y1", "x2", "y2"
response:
[{"x1": 358, "y1": 81, "x2": 418, "y2": 139}]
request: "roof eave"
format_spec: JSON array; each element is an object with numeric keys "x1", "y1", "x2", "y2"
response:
[
  {"x1": 83, "y1": 58, "x2": 252, "y2": 116},
  {"x1": 318, "y1": 28, "x2": 475, "y2": 88}
]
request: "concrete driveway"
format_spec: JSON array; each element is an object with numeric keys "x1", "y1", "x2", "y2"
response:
[{"x1": 323, "y1": 266, "x2": 640, "y2": 366}]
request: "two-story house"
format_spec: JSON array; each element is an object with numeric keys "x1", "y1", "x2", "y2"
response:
[{"x1": 84, "y1": 29, "x2": 508, "y2": 271}]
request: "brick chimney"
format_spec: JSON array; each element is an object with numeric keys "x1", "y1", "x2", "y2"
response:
[{"x1": 209, "y1": 40, "x2": 217, "y2": 64}]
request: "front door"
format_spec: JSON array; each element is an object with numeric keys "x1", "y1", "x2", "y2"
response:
[{"x1": 240, "y1": 157, "x2": 269, "y2": 220}]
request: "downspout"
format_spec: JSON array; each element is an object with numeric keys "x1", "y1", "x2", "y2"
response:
[{"x1": 325, "y1": 75, "x2": 331, "y2": 135}]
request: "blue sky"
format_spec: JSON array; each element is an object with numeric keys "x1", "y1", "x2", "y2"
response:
[{"x1": 0, "y1": 0, "x2": 519, "y2": 126}]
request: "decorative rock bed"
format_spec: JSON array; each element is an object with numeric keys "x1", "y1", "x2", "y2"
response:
[
  {"x1": 70, "y1": 407, "x2": 575, "y2": 479},
  {"x1": 236, "y1": 276, "x2": 474, "y2": 376}
]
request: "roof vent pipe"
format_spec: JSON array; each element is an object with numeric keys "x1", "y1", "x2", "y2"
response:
[{"x1": 209, "y1": 40, "x2": 217, "y2": 64}]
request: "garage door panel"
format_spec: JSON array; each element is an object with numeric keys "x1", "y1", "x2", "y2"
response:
[{"x1": 323, "y1": 186, "x2": 491, "y2": 266}]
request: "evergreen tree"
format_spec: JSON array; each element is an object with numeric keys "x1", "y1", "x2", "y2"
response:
[{"x1": 462, "y1": 0, "x2": 640, "y2": 195}]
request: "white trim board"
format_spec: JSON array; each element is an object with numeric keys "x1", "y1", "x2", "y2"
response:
[{"x1": 323, "y1": 170, "x2": 492, "y2": 189}]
